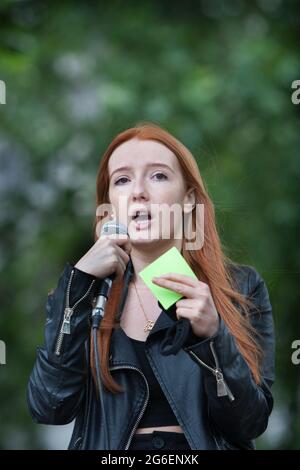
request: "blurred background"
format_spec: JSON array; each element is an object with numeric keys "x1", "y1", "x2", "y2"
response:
[{"x1": 0, "y1": 0, "x2": 299, "y2": 450}]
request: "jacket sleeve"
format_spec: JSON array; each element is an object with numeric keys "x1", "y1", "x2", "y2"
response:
[
  {"x1": 183, "y1": 266, "x2": 275, "y2": 444},
  {"x1": 27, "y1": 262, "x2": 101, "y2": 425}
]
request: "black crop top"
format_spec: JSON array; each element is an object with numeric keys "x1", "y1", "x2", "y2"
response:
[
  {"x1": 128, "y1": 329, "x2": 201, "y2": 427},
  {"x1": 129, "y1": 337, "x2": 178, "y2": 427}
]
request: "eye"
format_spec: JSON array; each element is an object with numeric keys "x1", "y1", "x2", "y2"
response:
[
  {"x1": 152, "y1": 172, "x2": 168, "y2": 181},
  {"x1": 114, "y1": 177, "x2": 129, "y2": 185},
  {"x1": 114, "y1": 172, "x2": 168, "y2": 185}
]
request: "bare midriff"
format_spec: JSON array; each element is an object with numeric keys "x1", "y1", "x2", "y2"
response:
[{"x1": 135, "y1": 425, "x2": 183, "y2": 434}]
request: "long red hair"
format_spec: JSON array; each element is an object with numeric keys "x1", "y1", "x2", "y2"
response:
[{"x1": 90, "y1": 121, "x2": 264, "y2": 394}]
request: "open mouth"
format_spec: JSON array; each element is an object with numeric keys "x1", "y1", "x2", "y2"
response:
[
  {"x1": 131, "y1": 210, "x2": 152, "y2": 229},
  {"x1": 131, "y1": 211, "x2": 152, "y2": 222}
]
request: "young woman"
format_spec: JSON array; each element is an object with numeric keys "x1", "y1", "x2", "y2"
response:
[{"x1": 27, "y1": 122, "x2": 275, "y2": 450}]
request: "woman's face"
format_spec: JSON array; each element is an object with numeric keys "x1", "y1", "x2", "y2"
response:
[{"x1": 107, "y1": 138, "x2": 194, "y2": 245}]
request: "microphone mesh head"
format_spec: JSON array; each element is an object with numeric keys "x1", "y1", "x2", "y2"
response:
[{"x1": 101, "y1": 220, "x2": 128, "y2": 236}]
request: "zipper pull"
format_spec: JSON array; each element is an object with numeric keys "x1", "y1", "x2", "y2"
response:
[
  {"x1": 210, "y1": 340, "x2": 235, "y2": 402},
  {"x1": 61, "y1": 307, "x2": 73, "y2": 334},
  {"x1": 215, "y1": 370, "x2": 228, "y2": 397},
  {"x1": 214, "y1": 369, "x2": 235, "y2": 401}
]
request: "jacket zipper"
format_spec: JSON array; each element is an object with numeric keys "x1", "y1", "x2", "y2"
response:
[
  {"x1": 72, "y1": 436, "x2": 83, "y2": 449},
  {"x1": 185, "y1": 340, "x2": 235, "y2": 402},
  {"x1": 55, "y1": 269, "x2": 96, "y2": 356},
  {"x1": 109, "y1": 364, "x2": 149, "y2": 450},
  {"x1": 209, "y1": 341, "x2": 235, "y2": 401},
  {"x1": 211, "y1": 430, "x2": 222, "y2": 450}
]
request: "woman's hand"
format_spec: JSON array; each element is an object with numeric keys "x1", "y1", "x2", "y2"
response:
[
  {"x1": 75, "y1": 233, "x2": 131, "y2": 281},
  {"x1": 152, "y1": 273, "x2": 220, "y2": 339}
]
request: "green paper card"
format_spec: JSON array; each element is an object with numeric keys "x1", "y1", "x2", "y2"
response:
[{"x1": 138, "y1": 246, "x2": 197, "y2": 309}]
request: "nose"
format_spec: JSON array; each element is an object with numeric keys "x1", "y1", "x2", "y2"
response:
[{"x1": 131, "y1": 179, "x2": 149, "y2": 202}]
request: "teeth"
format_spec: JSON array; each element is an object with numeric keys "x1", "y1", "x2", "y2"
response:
[
  {"x1": 133, "y1": 211, "x2": 150, "y2": 220},
  {"x1": 135, "y1": 213, "x2": 149, "y2": 221}
]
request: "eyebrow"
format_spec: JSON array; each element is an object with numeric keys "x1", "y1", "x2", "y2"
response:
[{"x1": 110, "y1": 163, "x2": 175, "y2": 179}]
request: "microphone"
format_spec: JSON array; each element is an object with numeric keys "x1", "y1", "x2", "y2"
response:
[
  {"x1": 90, "y1": 219, "x2": 128, "y2": 449},
  {"x1": 91, "y1": 220, "x2": 128, "y2": 329}
]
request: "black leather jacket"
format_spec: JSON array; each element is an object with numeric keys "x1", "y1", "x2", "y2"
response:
[{"x1": 27, "y1": 260, "x2": 275, "y2": 450}]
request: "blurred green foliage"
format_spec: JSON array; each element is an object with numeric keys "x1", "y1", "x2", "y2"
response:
[{"x1": 0, "y1": 0, "x2": 299, "y2": 449}]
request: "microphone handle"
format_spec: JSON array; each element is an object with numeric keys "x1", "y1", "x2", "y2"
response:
[{"x1": 91, "y1": 272, "x2": 116, "y2": 329}]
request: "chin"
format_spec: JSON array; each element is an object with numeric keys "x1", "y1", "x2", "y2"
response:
[{"x1": 129, "y1": 233, "x2": 159, "y2": 243}]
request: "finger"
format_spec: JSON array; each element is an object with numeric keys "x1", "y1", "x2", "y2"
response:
[
  {"x1": 157, "y1": 272, "x2": 199, "y2": 288},
  {"x1": 113, "y1": 236, "x2": 132, "y2": 256},
  {"x1": 152, "y1": 278, "x2": 197, "y2": 298},
  {"x1": 175, "y1": 308, "x2": 192, "y2": 320},
  {"x1": 101, "y1": 233, "x2": 129, "y2": 244},
  {"x1": 123, "y1": 239, "x2": 132, "y2": 255},
  {"x1": 114, "y1": 243, "x2": 130, "y2": 265},
  {"x1": 115, "y1": 256, "x2": 126, "y2": 280},
  {"x1": 176, "y1": 298, "x2": 206, "y2": 308},
  {"x1": 176, "y1": 298, "x2": 197, "y2": 308}
]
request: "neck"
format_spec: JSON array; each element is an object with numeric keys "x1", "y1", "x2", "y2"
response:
[{"x1": 130, "y1": 238, "x2": 183, "y2": 286}]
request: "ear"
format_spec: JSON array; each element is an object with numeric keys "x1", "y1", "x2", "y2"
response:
[{"x1": 183, "y1": 188, "x2": 196, "y2": 214}]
